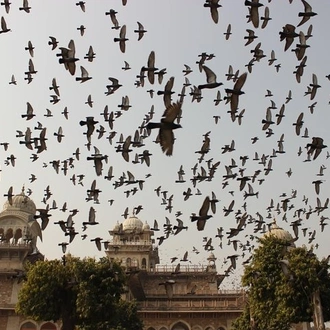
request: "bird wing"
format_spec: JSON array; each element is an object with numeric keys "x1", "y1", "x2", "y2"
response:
[
  {"x1": 147, "y1": 50, "x2": 155, "y2": 68},
  {"x1": 199, "y1": 196, "x2": 210, "y2": 217},
  {"x1": 202, "y1": 65, "x2": 217, "y2": 84},
  {"x1": 89, "y1": 206, "x2": 96, "y2": 223},
  {"x1": 162, "y1": 101, "x2": 181, "y2": 123},
  {"x1": 80, "y1": 65, "x2": 89, "y2": 78},
  {"x1": 234, "y1": 72, "x2": 248, "y2": 91},
  {"x1": 159, "y1": 128, "x2": 175, "y2": 156}
]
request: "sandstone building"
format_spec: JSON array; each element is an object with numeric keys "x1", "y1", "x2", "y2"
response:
[
  {"x1": 0, "y1": 189, "x2": 58, "y2": 330},
  {"x1": 0, "y1": 191, "x2": 245, "y2": 330},
  {"x1": 105, "y1": 215, "x2": 245, "y2": 330}
]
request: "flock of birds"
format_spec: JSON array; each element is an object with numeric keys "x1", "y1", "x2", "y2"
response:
[{"x1": 0, "y1": 0, "x2": 329, "y2": 285}]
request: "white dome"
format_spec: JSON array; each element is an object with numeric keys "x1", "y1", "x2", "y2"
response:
[
  {"x1": 122, "y1": 215, "x2": 143, "y2": 232},
  {"x1": 263, "y1": 221, "x2": 294, "y2": 243},
  {"x1": 3, "y1": 191, "x2": 36, "y2": 215}
]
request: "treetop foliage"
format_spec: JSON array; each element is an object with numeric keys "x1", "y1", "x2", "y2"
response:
[
  {"x1": 16, "y1": 255, "x2": 143, "y2": 330},
  {"x1": 232, "y1": 236, "x2": 330, "y2": 330}
]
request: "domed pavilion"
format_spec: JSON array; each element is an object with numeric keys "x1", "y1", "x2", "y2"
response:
[
  {"x1": 262, "y1": 219, "x2": 296, "y2": 249},
  {"x1": 0, "y1": 187, "x2": 44, "y2": 270}
]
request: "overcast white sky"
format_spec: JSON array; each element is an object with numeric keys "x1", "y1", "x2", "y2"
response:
[{"x1": 0, "y1": 0, "x2": 329, "y2": 288}]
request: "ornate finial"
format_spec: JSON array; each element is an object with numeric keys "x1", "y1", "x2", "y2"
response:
[{"x1": 22, "y1": 185, "x2": 25, "y2": 194}]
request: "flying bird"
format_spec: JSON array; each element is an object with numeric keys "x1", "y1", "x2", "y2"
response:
[
  {"x1": 19, "y1": 0, "x2": 31, "y2": 13},
  {"x1": 225, "y1": 72, "x2": 248, "y2": 113},
  {"x1": 48, "y1": 36, "x2": 58, "y2": 50},
  {"x1": 57, "y1": 39, "x2": 79, "y2": 75},
  {"x1": 203, "y1": 0, "x2": 221, "y2": 24},
  {"x1": 114, "y1": 25, "x2": 128, "y2": 53},
  {"x1": 134, "y1": 21, "x2": 147, "y2": 40},
  {"x1": 198, "y1": 65, "x2": 223, "y2": 90},
  {"x1": 76, "y1": 66, "x2": 92, "y2": 83},
  {"x1": 306, "y1": 137, "x2": 327, "y2": 160},
  {"x1": 159, "y1": 279, "x2": 175, "y2": 299},
  {"x1": 190, "y1": 196, "x2": 212, "y2": 231},
  {"x1": 279, "y1": 24, "x2": 299, "y2": 51},
  {"x1": 224, "y1": 23, "x2": 232, "y2": 40},
  {"x1": 146, "y1": 101, "x2": 182, "y2": 156},
  {"x1": 84, "y1": 46, "x2": 96, "y2": 62},
  {"x1": 297, "y1": 0, "x2": 317, "y2": 27},
  {"x1": 245, "y1": 0, "x2": 263, "y2": 28}
]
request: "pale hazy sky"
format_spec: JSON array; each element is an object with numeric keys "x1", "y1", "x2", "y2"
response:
[{"x1": 0, "y1": 0, "x2": 329, "y2": 288}]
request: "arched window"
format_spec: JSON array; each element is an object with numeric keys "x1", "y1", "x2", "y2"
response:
[
  {"x1": 127, "y1": 257, "x2": 132, "y2": 267},
  {"x1": 14, "y1": 228, "x2": 22, "y2": 243},
  {"x1": 5, "y1": 228, "x2": 13, "y2": 242},
  {"x1": 20, "y1": 321, "x2": 37, "y2": 330},
  {"x1": 135, "y1": 236, "x2": 140, "y2": 242},
  {"x1": 40, "y1": 322, "x2": 57, "y2": 330},
  {"x1": 141, "y1": 258, "x2": 147, "y2": 269},
  {"x1": 132, "y1": 258, "x2": 138, "y2": 267}
]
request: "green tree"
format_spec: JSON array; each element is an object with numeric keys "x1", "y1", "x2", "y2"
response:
[
  {"x1": 16, "y1": 255, "x2": 143, "y2": 330},
  {"x1": 232, "y1": 235, "x2": 330, "y2": 330}
]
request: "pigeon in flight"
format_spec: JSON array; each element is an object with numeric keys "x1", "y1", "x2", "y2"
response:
[{"x1": 146, "y1": 101, "x2": 182, "y2": 156}]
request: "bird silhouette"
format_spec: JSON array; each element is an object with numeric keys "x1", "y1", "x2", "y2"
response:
[
  {"x1": 297, "y1": 0, "x2": 317, "y2": 27},
  {"x1": 190, "y1": 196, "x2": 212, "y2": 231},
  {"x1": 134, "y1": 21, "x2": 147, "y2": 40},
  {"x1": 114, "y1": 25, "x2": 128, "y2": 53},
  {"x1": 198, "y1": 65, "x2": 223, "y2": 90},
  {"x1": 146, "y1": 101, "x2": 182, "y2": 156}
]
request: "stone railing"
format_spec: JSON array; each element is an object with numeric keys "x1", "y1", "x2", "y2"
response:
[
  {"x1": 108, "y1": 240, "x2": 153, "y2": 246},
  {"x1": 152, "y1": 264, "x2": 209, "y2": 273},
  {"x1": 138, "y1": 295, "x2": 246, "y2": 311},
  {"x1": 0, "y1": 242, "x2": 30, "y2": 248}
]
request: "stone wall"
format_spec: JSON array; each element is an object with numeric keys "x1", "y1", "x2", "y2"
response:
[{"x1": 0, "y1": 275, "x2": 14, "y2": 307}]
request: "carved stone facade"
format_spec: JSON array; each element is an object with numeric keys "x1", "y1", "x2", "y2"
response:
[
  {"x1": 0, "y1": 198, "x2": 316, "y2": 330},
  {"x1": 0, "y1": 189, "x2": 60, "y2": 330},
  {"x1": 0, "y1": 196, "x2": 245, "y2": 330},
  {"x1": 106, "y1": 216, "x2": 245, "y2": 330}
]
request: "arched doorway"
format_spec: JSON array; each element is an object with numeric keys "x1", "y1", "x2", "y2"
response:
[
  {"x1": 141, "y1": 257, "x2": 147, "y2": 269},
  {"x1": 20, "y1": 321, "x2": 37, "y2": 330},
  {"x1": 171, "y1": 321, "x2": 190, "y2": 330},
  {"x1": 40, "y1": 322, "x2": 57, "y2": 330}
]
